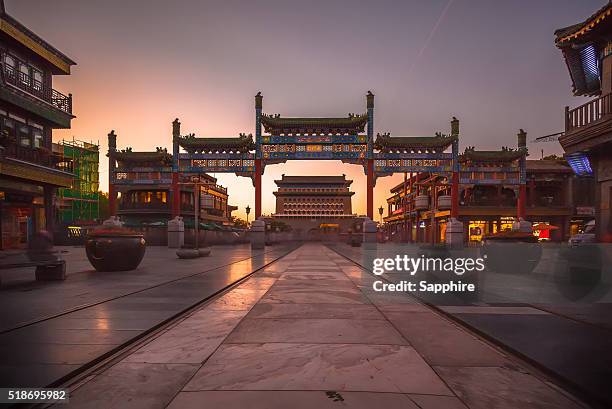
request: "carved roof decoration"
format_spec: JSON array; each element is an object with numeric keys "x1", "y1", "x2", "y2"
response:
[
  {"x1": 554, "y1": 2, "x2": 612, "y2": 45},
  {"x1": 260, "y1": 113, "x2": 368, "y2": 134},
  {"x1": 554, "y1": 2, "x2": 612, "y2": 96},
  {"x1": 459, "y1": 146, "x2": 528, "y2": 163},
  {"x1": 178, "y1": 133, "x2": 255, "y2": 153},
  {"x1": 374, "y1": 132, "x2": 457, "y2": 151}
]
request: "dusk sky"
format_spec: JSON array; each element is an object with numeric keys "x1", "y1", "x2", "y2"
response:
[{"x1": 6, "y1": 0, "x2": 604, "y2": 218}]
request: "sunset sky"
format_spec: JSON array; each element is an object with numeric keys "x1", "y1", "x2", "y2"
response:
[{"x1": 6, "y1": 0, "x2": 603, "y2": 219}]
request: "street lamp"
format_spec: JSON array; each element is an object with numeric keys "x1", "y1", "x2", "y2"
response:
[
  {"x1": 245, "y1": 205, "x2": 251, "y2": 225},
  {"x1": 378, "y1": 205, "x2": 384, "y2": 224}
]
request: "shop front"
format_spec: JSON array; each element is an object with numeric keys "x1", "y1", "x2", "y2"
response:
[{"x1": 0, "y1": 159, "x2": 72, "y2": 249}]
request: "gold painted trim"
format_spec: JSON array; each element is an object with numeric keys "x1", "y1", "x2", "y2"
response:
[
  {"x1": 0, "y1": 18, "x2": 71, "y2": 74},
  {"x1": 557, "y1": 8, "x2": 612, "y2": 44}
]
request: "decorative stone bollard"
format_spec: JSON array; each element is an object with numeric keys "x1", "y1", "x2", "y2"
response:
[
  {"x1": 445, "y1": 217, "x2": 464, "y2": 248},
  {"x1": 512, "y1": 218, "x2": 533, "y2": 233},
  {"x1": 167, "y1": 216, "x2": 185, "y2": 248},
  {"x1": 363, "y1": 218, "x2": 378, "y2": 243},
  {"x1": 102, "y1": 216, "x2": 123, "y2": 228},
  {"x1": 250, "y1": 219, "x2": 266, "y2": 250}
]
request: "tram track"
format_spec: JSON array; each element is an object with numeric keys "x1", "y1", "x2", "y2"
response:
[
  {"x1": 1, "y1": 243, "x2": 303, "y2": 397},
  {"x1": 325, "y1": 242, "x2": 609, "y2": 409}
]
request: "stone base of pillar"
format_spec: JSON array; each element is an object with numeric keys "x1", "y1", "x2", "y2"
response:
[
  {"x1": 363, "y1": 218, "x2": 378, "y2": 243},
  {"x1": 102, "y1": 216, "x2": 124, "y2": 228},
  {"x1": 512, "y1": 218, "x2": 533, "y2": 233},
  {"x1": 167, "y1": 216, "x2": 185, "y2": 248},
  {"x1": 250, "y1": 219, "x2": 266, "y2": 250},
  {"x1": 35, "y1": 261, "x2": 66, "y2": 281},
  {"x1": 445, "y1": 218, "x2": 464, "y2": 248}
]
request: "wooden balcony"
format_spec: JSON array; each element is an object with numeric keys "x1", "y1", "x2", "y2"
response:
[
  {"x1": 2, "y1": 63, "x2": 72, "y2": 115},
  {"x1": 563, "y1": 93, "x2": 612, "y2": 152}
]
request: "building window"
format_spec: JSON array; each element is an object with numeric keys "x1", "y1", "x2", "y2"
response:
[
  {"x1": 18, "y1": 124, "x2": 30, "y2": 147},
  {"x1": 32, "y1": 69, "x2": 43, "y2": 93},
  {"x1": 3, "y1": 54, "x2": 15, "y2": 75},
  {"x1": 33, "y1": 128, "x2": 43, "y2": 148},
  {"x1": 19, "y1": 63, "x2": 31, "y2": 86}
]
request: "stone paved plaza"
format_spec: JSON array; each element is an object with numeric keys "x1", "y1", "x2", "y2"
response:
[
  {"x1": 0, "y1": 244, "x2": 298, "y2": 388},
  {"x1": 58, "y1": 243, "x2": 588, "y2": 409}
]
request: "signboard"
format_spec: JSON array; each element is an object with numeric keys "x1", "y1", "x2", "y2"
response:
[{"x1": 576, "y1": 206, "x2": 595, "y2": 216}]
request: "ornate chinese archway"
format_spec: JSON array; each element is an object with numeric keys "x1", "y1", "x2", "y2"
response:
[{"x1": 109, "y1": 92, "x2": 468, "y2": 222}]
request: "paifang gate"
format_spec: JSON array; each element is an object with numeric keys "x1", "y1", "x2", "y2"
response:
[{"x1": 108, "y1": 92, "x2": 481, "y2": 224}]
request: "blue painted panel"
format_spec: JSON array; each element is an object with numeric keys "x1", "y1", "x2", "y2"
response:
[
  {"x1": 179, "y1": 153, "x2": 255, "y2": 160},
  {"x1": 180, "y1": 166, "x2": 255, "y2": 174},
  {"x1": 263, "y1": 135, "x2": 366, "y2": 144},
  {"x1": 376, "y1": 166, "x2": 451, "y2": 173},
  {"x1": 460, "y1": 166, "x2": 520, "y2": 172},
  {"x1": 115, "y1": 167, "x2": 172, "y2": 173},
  {"x1": 114, "y1": 179, "x2": 173, "y2": 185},
  {"x1": 460, "y1": 178, "x2": 520, "y2": 185},
  {"x1": 373, "y1": 152, "x2": 453, "y2": 160},
  {"x1": 264, "y1": 151, "x2": 365, "y2": 160}
]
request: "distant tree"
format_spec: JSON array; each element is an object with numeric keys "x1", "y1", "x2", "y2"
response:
[
  {"x1": 231, "y1": 216, "x2": 248, "y2": 229},
  {"x1": 542, "y1": 154, "x2": 563, "y2": 160},
  {"x1": 98, "y1": 191, "x2": 110, "y2": 221}
]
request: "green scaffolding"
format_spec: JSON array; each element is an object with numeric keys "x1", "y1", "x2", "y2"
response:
[{"x1": 55, "y1": 139, "x2": 100, "y2": 224}]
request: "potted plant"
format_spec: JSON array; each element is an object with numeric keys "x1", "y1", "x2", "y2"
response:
[{"x1": 85, "y1": 218, "x2": 146, "y2": 271}]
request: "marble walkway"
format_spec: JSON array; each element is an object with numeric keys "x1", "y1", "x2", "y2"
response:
[{"x1": 60, "y1": 243, "x2": 589, "y2": 409}]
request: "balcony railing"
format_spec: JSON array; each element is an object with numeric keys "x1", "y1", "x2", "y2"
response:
[
  {"x1": 2, "y1": 63, "x2": 72, "y2": 115},
  {"x1": 565, "y1": 92, "x2": 612, "y2": 133}
]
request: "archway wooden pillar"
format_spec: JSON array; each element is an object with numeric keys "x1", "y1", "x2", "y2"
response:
[
  {"x1": 172, "y1": 119, "x2": 181, "y2": 218},
  {"x1": 255, "y1": 159, "x2": 262, "y2": 219},
  {"x1": 107, "y1": 130, "x2": 117, "y2": 217},
  {"x1": 366, "y1": 159, "x2": 374, "y2": 220}
]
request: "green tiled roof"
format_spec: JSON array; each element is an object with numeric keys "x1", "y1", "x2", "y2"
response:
[
  {"x1": 114, "y1": 151, "x2": 172, "y2": 165},
  {"x1": 374, "y1": 133, "x2": 457, "y2": 150},
  {"x1": 460, "y1": 147, "x2": 527, "y2": 163},
  {"x1": 260, "y1": 114, "x2": 368, "y2": 133},
  {"x1": 178, "y1": 134, "x2": 255, "y2": 151}
]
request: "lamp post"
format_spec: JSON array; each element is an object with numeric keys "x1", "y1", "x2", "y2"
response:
[
  {"x1": 245, "y1": 205, "x2": 251, "y2": 226},
  {"x1": 378, "y1": 205, "x2": 384, "y2": 224}
]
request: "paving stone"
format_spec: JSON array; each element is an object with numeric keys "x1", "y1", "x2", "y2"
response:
[
  {"x1": 247, "y1": 303, "x2": 386, "y2": 320},
  {"x1": 261, "y1": 288, "x2": 371, "y2": 304},
  {"x1": 409, "y1": 394, "x2": 469, "y2": 409},
  {"x1": 125, "y1": 311, "x2": 246, "y2": 364},
  {"x1": 206, "y1": 289, "x2": 269, "y2": 310},
  {"x1": 441, "y1": 306, "x2": 551, "y2": 315},
  {"x1": 167, "y1": 391, "x2": 420, "y2": 409},
  {"x1": 434, "y1": 366, "x2": 584, "y2": 409},
  {"x1": 226, "y1": 318, "x2": 408, "y2": 344},
  {"x1": 66, "y1": 363, "x2": 199, "y2": 409},
  {"x1": 384, "y1": 312, "x2": 508, "y2": 366},
  {"x1": 184, "y1": 343, "x2": 451, "y2": 395}
]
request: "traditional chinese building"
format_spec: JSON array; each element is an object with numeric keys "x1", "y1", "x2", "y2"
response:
[
  {"x1": 555, "y1": 2, "x2": 612, "y2": 241},
  {"x1": 0, "y1": 1, "x2": 75, "y2": 249},
  {"x1": 271, "y1": 175, "x2": 355, "y2": 239},
  {"x1": 108, "y1": 131, "x2": 234, "y2": 237},
  {"x1": 384, "y1": 150, "x2": 593, "y2": 243}
]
